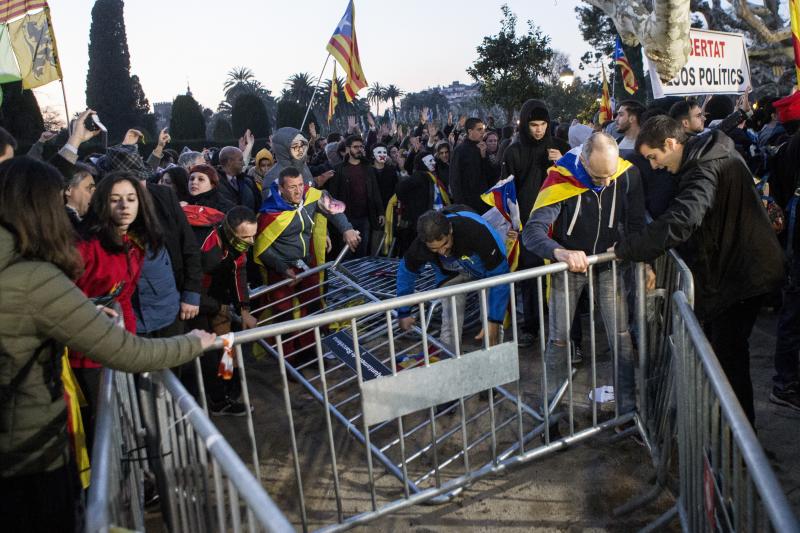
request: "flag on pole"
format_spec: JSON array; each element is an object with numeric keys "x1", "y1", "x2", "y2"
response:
[
  {"x1": 598, "y1": 64, "x2": 613, "y2": 125},
  {"x1": 8, "y1": 6, "x2": 61, "y2": 88},
  {"x1": 0, "y1": 0, "x2": 47, "y2": 23},
  {"x1": 613, "y1": 35, "x2": 638, "y2": 94},
  {"x1": 326, "y1": 0, "x2": 367, "y2": 102},
  {"x1": 791, "y1": 0, "x2": 800, "y2": 88},
  {"x1": 328, "y1": 63, "x2": 339, "y2": 123}
]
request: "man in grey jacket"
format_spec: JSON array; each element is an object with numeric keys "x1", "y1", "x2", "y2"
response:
[{"x1": 254, "y1": 167, "x2": 360, "y2": 363}]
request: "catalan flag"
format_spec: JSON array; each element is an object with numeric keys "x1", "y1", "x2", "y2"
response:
[
  {"x1": 613, "y1": 35, "x2": 638, "y2": 94},
  {"x1": 0, "y1": 0, "x2": 47, "y2": 23},
  {"x1": 328, "y1": 63, "x2": 339, "y2": 123},
  {"x1": 791, "y1": 0, "x2": 800, "y2": 87},
  {"x1": 598, "y1": 64, "x2": 613, "y2": 126},
  {"x1": 481, "y1": 176, "x2": 521, "y2": 272},
  {"x1": 532, "y1": 149, "x2": 632, "y2": 213},
  {"x1": 326, "y1": 0, "x2": 367, "y2": 102}
]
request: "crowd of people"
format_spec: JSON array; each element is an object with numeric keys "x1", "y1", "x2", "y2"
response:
[{"x1": 0, "y1": 82, "x2": 798, "y2": 531}]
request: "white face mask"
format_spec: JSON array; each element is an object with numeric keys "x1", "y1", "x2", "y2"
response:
[
  {"x1": 373, "y1": 147, "x2": 388, "y2": 163},
  {"x1": 422, "y1": 154, "x2": 436, "y2": 172}
]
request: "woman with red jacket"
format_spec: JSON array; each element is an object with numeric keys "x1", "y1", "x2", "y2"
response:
[{"x1": 70, "y1": 171, "x2": 163, "y2": 443}]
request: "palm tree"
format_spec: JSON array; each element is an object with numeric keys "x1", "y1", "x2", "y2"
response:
[
  {"x1": 224, "y1": 67, "x2": 256, "y2": 95},
  {"x1": 284, "y1": 72, "x2": 317, "y2": 109},
  {"x1": 383, "y1": 84, "x2": 403, "y2": 120},
  {"x1": 366, "y1": 82, "x2": 385, "y2": 117}
]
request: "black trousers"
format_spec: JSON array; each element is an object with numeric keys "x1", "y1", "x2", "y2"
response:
[
  {"x1": 0, "y1": 463, "x2": 81, "y2": 532},
  {"x1": 703, "y1": 295, "x2": 764, "y2": 425}
]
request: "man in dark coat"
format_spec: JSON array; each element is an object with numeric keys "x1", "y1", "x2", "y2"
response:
[
  {"x1": 217, "y1": 146, "x2": 262, "y2": 214},
  {"x1": 615, "y1": 116, "x2": 784, "y2": 424},
  {"x1": 450, "y1": 117, "x2": 489, "y2": 214},
  {"x1": 500, "y1": 99, "x2": 570, "y2": 346}
]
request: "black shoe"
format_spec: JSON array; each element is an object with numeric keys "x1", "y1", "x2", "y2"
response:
[
  {"x1": 209, "y1": 397, "x2": 252, "y2": 417},
  {"x1": 571, "y1": 345, "x2": 584, "y2": 365},
  {"x1": 769, "y1": 385, "x2": 800, "y2": 412},
  {"x1": 517, "y1": 332, "x2": 536, "y2": 348}
]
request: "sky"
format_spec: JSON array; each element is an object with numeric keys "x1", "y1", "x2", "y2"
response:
[{"x1": 33, "y1": 0, "x2": 596, "y2": 121}]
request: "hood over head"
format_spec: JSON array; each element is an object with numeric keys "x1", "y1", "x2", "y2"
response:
[
  {"x1": 271, "y1": 127, "x2": 308, "y2": 168},
  {"x1": 518, "y1": 99, "x2": 552, "y2": 146},
  {"x1": 255, "y1": 148, "x2": 274, "y2": 166}
]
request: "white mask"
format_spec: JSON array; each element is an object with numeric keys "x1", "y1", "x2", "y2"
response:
[
  {"x1": 422, "y1": 154, "x2": 437, "y2": 172},
  {"x1": 373, "y1": 147, "x2": 388, "y2": 163}
]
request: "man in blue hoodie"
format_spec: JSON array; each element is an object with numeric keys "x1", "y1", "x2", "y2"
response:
[{"x1": 397, "y1": 209, "x2": 510, "y2": 350}]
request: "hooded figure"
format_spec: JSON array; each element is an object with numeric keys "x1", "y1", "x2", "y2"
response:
[
  {"x1": 263, "y1": 127, "x2": 313, "y2": 194},
  {"x1": 500, "y1": 99, "x2": 570, "y2": 226}
]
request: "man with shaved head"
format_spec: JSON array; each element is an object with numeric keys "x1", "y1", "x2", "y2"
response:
[{"x1": 522, "y1": 132, "x2": 645, "y2": 417}]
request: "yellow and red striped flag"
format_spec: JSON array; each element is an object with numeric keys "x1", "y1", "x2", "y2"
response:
[
  {"x1": 0, "y1": 0, "x2": 47, "y2": 23},
  {"x1": 613, "y1": 36, "x2": 638, "y2": 94},
  {"x1": 791, "y1": 0, "x2": 800, "y2": 88},
  {"x1": 326, "y1": 0, "x2": 367, "y2": 102},
  {"x1": 328, "y1": 63, "x2": 339, "y2": 123},
  {"x1": 598, "y1": 64, "x2": 613, "y2": 125}
]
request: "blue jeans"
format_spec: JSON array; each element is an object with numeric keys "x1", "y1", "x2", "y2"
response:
[
  {"x1": 774, "y1": 255, "x2": 800, "y2": 390},
  {"x1": 544, "y1": 267, "x2": 636, "y2": 413}
]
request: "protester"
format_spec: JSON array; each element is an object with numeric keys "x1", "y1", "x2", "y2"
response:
[
  {"x1": 0, "y1": 156, "x2": 214, "y2": 533},
  {"x1": 63, "y1": 163, "x2": 97, "y2": 228},
  {"x1": 158, "y1": 165, "x2": 191, "y2": 203},
  {"x1": 615, "y1": 99, "x2": 645, "y2": 154},
  {"x1": 614, "y1": 116, "x2": 784, "y2": 424},
  {"x1": 484, "y1": 130, "x2": 502, "y2": 184},
  {"x1": 433, "y1": 140, "x2": 451, "y2": 189},
  {"x1": 187, "y1": 164, "x2": 236, "y2": 213},
  {"x1": 248, "y1": 147, "x2": 275, "y2": 190},
  {"x1": 668, "y1": 98, "x2": 706, "y2": 135},
  {"x1": 523, "y1": 133, "x2": 645, "y2": 415},
  {"x1": 0, "y1": 126, "x2": 17, "y2": 162},
  {"x1": 217, "y1": 145, "x2": 261, "y2": 213},
  {"x1": 449, "y1": 117, "x2": 489, "y2": 213},
  {"x1": 264, "y1": 127, "x2": 315, "y2": 190}
]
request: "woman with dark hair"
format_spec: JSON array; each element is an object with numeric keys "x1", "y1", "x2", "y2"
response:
[
  {"x1": 159, "y1": 166, "x2": 191, "y2": 203},
  {"x1": 0, "y1": 157, "x2": 214, "y2": 532},
  {"x1": 484, "y1": 130, "x2": 502, "y2": 185},
  {"x1": 69, "y1": 171, "x2": 165, "y2": 444},
  {"x1": 187, "y1": 163, "x2": 235, "y2": 213}
]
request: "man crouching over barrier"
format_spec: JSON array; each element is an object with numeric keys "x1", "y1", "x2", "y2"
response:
[
  {"x1": 522, "y1": 132, "x2": 645, "y2": 417},
  {"x1": 396, "y1": 208, "x2": 510, "y2": 349}
]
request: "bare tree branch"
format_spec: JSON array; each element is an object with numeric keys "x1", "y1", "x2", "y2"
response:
[{"x1": 731, "y1": 0, "x2": 791, "y2": 44}]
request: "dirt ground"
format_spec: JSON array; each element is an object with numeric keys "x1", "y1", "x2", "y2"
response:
[{"x1": 201, "y1": 307, "x2": 798, "y2": 532}]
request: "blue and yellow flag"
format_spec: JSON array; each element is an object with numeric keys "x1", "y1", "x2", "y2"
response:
[
  {"x1": 326, "y1": 0, "x2": 367, "y2": 102},
  {"x1": 481, "y1": 176, "x2": 521, "y2": 272}
]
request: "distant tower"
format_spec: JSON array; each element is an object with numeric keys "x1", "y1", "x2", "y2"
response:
[{"x1": 186, "y1": 82, "x2": 193, "y2": 98}]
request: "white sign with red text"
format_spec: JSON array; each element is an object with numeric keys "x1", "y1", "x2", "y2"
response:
[{"x1": 648, "y1": 28, "x2": 751, "y2": 98}]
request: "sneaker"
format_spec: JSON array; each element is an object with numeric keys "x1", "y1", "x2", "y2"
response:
[
  {"x1": 769, "y1": 385, "x2": 800, "y2": 412},
  {"x1": 571, "y1": 345, "x2": 584, "y2": 365},
  {"x1": 517, "y1": 332, "x2": 536, "y2": 348},
  {"x1": 209, "y1": 397, "x2": 252, "y2": 417}
]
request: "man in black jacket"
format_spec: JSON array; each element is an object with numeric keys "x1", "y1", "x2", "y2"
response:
[
  {"x1": 450, "y1": 117, "x2": 489, "y2": 214},
  {"x1": 217, "y1": 146, "x2": 261, "y2": 214},
  {"x1": 325, "y1": 135, "x2": 383, "y2": 258},
  {"x1": 615, "y1": 116, "x2": 784, "y2": 424},
  {"x1": 501, "y1": 99, "x2": 570, "y2": 346}
]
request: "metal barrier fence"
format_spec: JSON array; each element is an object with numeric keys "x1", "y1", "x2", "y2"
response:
[
  {"x1": 224, "y1": 251, "x2": 642, "y2": 531},
  {"x1": 669, "y1": 291, "x2": 799, "y2": 532},
  {"x1": 85, "y1": 369, "x2": 147, "y2": 533}
]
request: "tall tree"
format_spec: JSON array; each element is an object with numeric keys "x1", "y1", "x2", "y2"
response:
[
  {"x1": 383, "y1": 84, "x2": 403, "y2": 119},
  {"x1": 367, "y1": 82, "x2": 384, "y2": 117},
  {"x1": 467, "y1": 5, "x2": 554, "y2": 122},
  {"x1": 0, "y1": 81, "x2": 44, "y2": 143},
  {"x1": 86, "y1": 0, "x2": 146, "y2": 141},
  {"x1": 283, "y1": 72, "x2": 316, "y2": 109},
  {"x1": 169, "y1": 94, "x2": 205, "y2": 140},
  {"x1": 276, "y1": 100, "x2": 317, "y2": 137},
  {"x1": 231, "y1": 93, "x2": 270, "y2": 138}
]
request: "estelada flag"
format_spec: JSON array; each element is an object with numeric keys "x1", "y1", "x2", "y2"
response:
[
  {"x1": 613, "y1": 35, "x2": 639, "y2": 95},
  {"x1": 481, "y1": 176, "x2": 522, "y2": 272},
  {"x1": 598, "y1": 64, "x2": 613, "y2": 126},
  {"x1": 254, "y1": 181, "x2": 329, "y2": 288},
  {"x1": 8, "y1": 6, "x2": 61, "y2": 89},
  {"x1": 532, "y1": 148, "x2": 632, "y2": 213},
  {"x1": 328, "y1": 63, "x2": 339, "y2": 123},
  {"x1": 326, "y1": 0, "x2": 367, "y2": 102}
]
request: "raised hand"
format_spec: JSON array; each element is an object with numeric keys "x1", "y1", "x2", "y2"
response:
[
  {"x1": 67, "y1": 109, "x2": 101, "y2": 147},
  {"x1": 122, "y1": 128, "x2": 144, "y2": 146}
]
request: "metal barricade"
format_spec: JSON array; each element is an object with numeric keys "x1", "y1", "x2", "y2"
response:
[
  {"x1": 668, "y1": 291, "x2": 799, "y2": 532},
  {"x1": 226, "y1": 251, "x2": 642, "y2": 531}
]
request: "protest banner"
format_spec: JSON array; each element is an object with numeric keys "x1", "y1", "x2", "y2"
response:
[{"x1": 649, "y1": 28, "x2": 751, "y2": 98}]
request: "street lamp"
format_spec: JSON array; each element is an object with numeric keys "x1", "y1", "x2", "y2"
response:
[{"x1": 559, "y1": 67, "x2": 575, "y2": 86}]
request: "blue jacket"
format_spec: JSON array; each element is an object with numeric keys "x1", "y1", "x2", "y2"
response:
[{"x1": 396, "y1": 211, "x2": 509, "y2": 323}]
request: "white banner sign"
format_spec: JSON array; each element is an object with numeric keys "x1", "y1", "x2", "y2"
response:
[{"x1": 649, "y1": 29, "x2": 751, "y2": 99}]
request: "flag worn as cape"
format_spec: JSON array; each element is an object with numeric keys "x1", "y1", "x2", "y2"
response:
[
  {"x1": 326, "y1": 0, "x2": 367, "y2": 102},
  {"x1": 613, "y1": 35, "x2": 639, "y2": 95},
  {"x1": 532, "y1": 149, "x2": 632, "y2": 213},
  {"x1": 481, "y1": 175, "x2": 521, "y2": 272}
]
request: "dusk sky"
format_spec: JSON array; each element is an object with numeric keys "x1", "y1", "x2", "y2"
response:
[{"x1": 34, "y1": 0, "x2": 598, "y2": 121}]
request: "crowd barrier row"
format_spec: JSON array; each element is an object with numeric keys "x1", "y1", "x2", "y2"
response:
[{"x1": 85, "y1": 248, "x2": 798, "y2": 532}]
